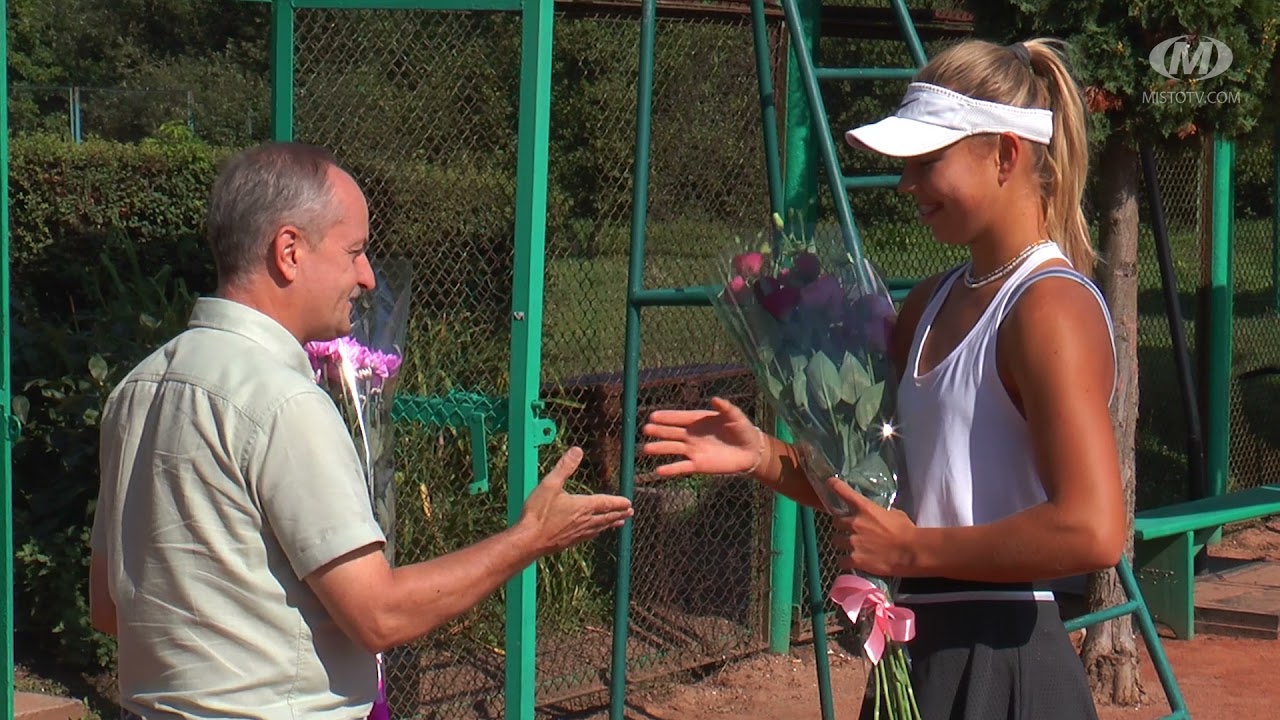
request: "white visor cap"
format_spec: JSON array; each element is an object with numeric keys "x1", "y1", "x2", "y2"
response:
[{"x1": 845, "y1": 82, "x2": 1054, "y2": 158}]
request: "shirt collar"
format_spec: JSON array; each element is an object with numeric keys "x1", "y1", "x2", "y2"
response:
[{"x1": 187, "y1": 297, "x2": 315, "y2": 381}]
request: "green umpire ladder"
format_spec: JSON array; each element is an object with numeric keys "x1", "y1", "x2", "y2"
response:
[{"x1": 614, "y1": 0, "x2": 1189, "y2": 719}]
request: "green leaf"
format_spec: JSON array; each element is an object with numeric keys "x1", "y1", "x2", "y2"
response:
[
  {"x1": 139, "y1": 313, "x2": 161, "y2": 330},
  {"x1": 843, "y1": 426, "x2": 866, "y2": 468},
  {"x1": 841, "y1": 352, "x2": 871, "y2": 405},
  {"x1": 757, "y1": 344, "x2": 775, "y2": 366},
  {"x1": 791, "y1": 372, "x2": 809, "y2": 412},
  {"x1": 88, "y1": 354, "x2": 109, "y2": 384},
  {"x1": 789, "y1": 354, "x2": 808, "y2": 375},
  {"x1": 766, "y1": 374, "x2": 785, "y2": 402},
  {"x1": 855, "y1": 381, "x2": 885, "y2": 430},
  {"x1": 804, "y1": 351, "x2": 843, "y2": 412},
  {"x1": 11, "y1": 395, "x2": 29, "y2": 423}
]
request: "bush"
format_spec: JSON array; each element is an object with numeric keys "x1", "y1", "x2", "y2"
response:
[
  {"x1": 13, "y1": 239, "x2": 199, "y2": 670},
  {"x1": 10, "y1": 133, "x2": 226, "y2": 316}
]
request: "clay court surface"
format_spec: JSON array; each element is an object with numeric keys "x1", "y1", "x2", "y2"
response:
[{"x1": 582, "y1": 520, "x2": 1280, "y2": 720}]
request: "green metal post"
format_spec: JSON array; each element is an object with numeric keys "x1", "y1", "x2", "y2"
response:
[
  {"x1": 1207, "y1": 135, "x2": 1234, "y2": 498},
  {"x1": 887, "y1": 0, "x2": 928, "y2": 66},
  {"x1": 767, "y1": 0, "x2": 826, "y2": 658},
  {"x1": 782, "y1": 0, "x2": 821, "y2": 236},
  {"x1": 800, "y1": 508, "x2": 835, "y2": 720},
  {"x1": 1273, "y1": 125, "x2": 1279, "y2": 313},
  {"x1": 767, "y1": 423, "x2": 798, "y2": 653},
  {"x1": 749, "y1": 0, "x2": 802, "y2": 655},
  {"x1": 506, "y1": 0, "x2": 556, "y2": 715},
  {"x1": 270, "y1": 0, "x2": 295, "y2": 141},
  {"x1": 609, "y1": 0, "x2": 658, "y2": 714},
  {"x1": 1, "y1": 2, "x2": 13, "y2": 717},
  {"x1": 748, "y1": 0, "x2": 786, "y2": 218}
]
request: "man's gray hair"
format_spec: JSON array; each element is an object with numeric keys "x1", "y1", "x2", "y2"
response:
[{"x1": 206, "y1": 142, "x2": 342, "y2": 285}]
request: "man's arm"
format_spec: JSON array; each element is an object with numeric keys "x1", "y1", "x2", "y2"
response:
[
  {"x1": 304, "y1": 447, "x2": 631, "y2": 653},
  {"x1": 89, "y1": 549, "x2": 117, "y2": 636}
]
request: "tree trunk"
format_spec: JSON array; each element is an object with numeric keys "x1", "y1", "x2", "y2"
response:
[{"x1": 1082, "y1": 132, "x2": 1147, "y2": 707}]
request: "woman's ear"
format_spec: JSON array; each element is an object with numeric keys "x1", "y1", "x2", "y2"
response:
[{"x1": 996, "y1": 133, "x2": 1021, "y2": 186}]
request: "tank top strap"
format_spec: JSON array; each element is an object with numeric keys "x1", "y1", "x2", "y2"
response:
[{"x1": 997, "y1": 262, "x2": 1119, "y2": 402}]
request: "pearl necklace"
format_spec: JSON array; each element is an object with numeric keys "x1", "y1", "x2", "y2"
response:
[{"x1": 963, "y1": 240, "x2": 1055, "y2": 289}]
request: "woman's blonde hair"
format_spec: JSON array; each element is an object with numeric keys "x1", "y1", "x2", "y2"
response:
[{"x1": 915, "y1": 38, "x2": 1093, "y2": 277}]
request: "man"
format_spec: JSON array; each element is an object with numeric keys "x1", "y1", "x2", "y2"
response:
[{"x1": 89, "y1": 142, "x2": 633, "y2": 719}]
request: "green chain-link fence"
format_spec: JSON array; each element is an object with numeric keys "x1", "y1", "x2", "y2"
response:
[
  {"x1": 295, "y1": 10, "x2": 527, "y2": 716},
  {"x1": 291, "y1": 5, "x2": 784, "y2": 716},
  {"x1": 1133, "y1": 138, "x2": 1203, "y2": 512},
  {"x1": 1227, "y1": 128, "x2": 1280, "y2": 495}
]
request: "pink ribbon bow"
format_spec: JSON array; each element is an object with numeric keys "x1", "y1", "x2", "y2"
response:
[{"x1": 829, "y1": 574, "x2": 916, "y2": 664}]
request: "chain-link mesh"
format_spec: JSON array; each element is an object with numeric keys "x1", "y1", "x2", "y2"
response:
[
  {"x1": 1131, "y1": 139, "x2": 1202, "y2": 511},
  {"x1": 1227, "y1": 128, "x2": 1279, "y2": 494},
  {"x1": 537, "y1": 11, "x2": 786, "y2": 713},
  {"x1": 1128, "y1": 133, "x2": 1280, "y2": 506},
  {"x1": 295, "y1": 9, "x2": 523, "y2": 717},
  {"x1": 10, "y1": 84, "x2": 268, "y2": 144},
  {"x1": 294, "y1": 6, "x2": 785, "y2": 716}
]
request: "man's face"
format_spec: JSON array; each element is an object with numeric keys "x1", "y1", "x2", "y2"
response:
[{"x1": 298, "y1": 168, "x2": 375, "y2": 342}]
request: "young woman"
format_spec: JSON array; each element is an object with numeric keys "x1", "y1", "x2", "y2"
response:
[{"x1": 641, "y1": 38, "x2": 1124, "y2": 719}]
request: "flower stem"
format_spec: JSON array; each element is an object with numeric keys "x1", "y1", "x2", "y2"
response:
[{"x1": 874, "y1": 654, "x2": 884, "y2": 720}]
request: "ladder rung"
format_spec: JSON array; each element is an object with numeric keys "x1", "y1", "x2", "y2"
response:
[
  {"x1": 631, "y1": 287, "x2": 714, "y2": 307},
  {"x1": 815, "y1": 67, "x2": 917, "y2": 82},
  {"x1": 1063, "y1": 600, "x2": 1142, "y2": 632},
  {"x1": 843, "y1": 174, "x2": 900, "y2": 190}
]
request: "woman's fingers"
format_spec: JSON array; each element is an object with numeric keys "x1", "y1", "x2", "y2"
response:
[
  {"x1": 708, "y1": 396, "x2": 747, "y2": 420},
  {"x1": 646, "y1": 409, "x2": 719, "y2": 426},
  {"x1": 640, "y1": 440, "x2": 687, "y2": 457},
  {"x1": 653, "y1": 459, "x2": 697, "y2": 477},
  {"x1": 640, "y1": 423, "x2": 687, "y2": 441}
]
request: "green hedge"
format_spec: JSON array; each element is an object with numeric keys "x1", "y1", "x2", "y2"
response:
[{"x1": 10, "y1": 132, "x2": 226, "y2": 316}]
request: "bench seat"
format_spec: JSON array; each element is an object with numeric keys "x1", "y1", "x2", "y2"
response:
[{"x1": 1132, "y1": 484, "x2": 1280, "y2": 639}]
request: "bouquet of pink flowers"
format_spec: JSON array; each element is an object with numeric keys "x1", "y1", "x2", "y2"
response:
[
  {"x1": 304, "y1": 260, "x2": 412, "y2": 720},
  {"x1": 305, "y1": 262, "x2": 412, "y2": 565},
  {"x1": 709, "y1": 215, "x2": 919, "y2": 719}
]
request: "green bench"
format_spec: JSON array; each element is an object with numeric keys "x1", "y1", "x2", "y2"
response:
[{"x1": 1132, "y1": 484, "x2": 1280, "y2": 639}]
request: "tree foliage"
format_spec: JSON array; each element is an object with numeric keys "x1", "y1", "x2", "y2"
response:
[{"x1": 964, "y1": 0, "x2": 1278, "y2": 142}]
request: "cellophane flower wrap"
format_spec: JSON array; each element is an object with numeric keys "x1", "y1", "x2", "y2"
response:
[
  {"x1": 304, "y1": 261, "x2": 412, "y2": 720},
  {"x1": 709, "y1": 216, "x2": 920, "y2": 720}
]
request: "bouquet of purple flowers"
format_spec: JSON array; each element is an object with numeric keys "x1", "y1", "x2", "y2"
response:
[
  {"x1": 305, "y1": 262, "x2": 412, "y2": 566},
  {"x1": 709, "y1": 215, "x2": 919, "y2": 719},
  {"x1": 304, "y1": 261, "x2": 412, "y2": 720}
]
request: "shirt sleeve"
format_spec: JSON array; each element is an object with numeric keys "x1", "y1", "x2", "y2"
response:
[{"x1": 250, "y1": 389, "x2": 387, "y2": 580}]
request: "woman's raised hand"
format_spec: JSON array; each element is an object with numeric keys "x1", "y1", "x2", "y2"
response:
[{"x1": 641, "y1": 397, "x2": 765, "y2": 477}]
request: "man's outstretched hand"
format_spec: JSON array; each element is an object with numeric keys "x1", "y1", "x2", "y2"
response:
[{"x1": 519, "y1": 447, "x2": 634, "y2": 555}]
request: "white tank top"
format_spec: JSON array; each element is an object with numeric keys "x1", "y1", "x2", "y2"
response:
[{"x1": 895, "y1": 243, "x2": 1116, "y2": 529}]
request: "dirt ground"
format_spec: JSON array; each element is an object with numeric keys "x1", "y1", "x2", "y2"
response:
[{"x1": 591, "y1": 520, "x2": 1280, "y2": 720}]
